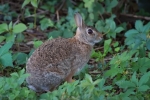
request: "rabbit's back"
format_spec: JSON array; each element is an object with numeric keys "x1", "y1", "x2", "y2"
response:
[
  {"x1": 27, "y1": 37, "x2": 92, "y2": 73},
  {"x1": 26, "y1": 37, "x2": 92, "y2": 92}
]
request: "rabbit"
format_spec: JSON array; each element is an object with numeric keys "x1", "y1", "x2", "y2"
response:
[{"x1": 26, "y1": 13, "x2": 103, "y2": 93}]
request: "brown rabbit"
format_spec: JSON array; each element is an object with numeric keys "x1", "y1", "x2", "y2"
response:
[{"x1": 26, "y1": 13, "x2": 103, "y2": 92}]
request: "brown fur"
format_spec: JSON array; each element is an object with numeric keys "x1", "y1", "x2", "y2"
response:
[{"x1": 26, "y1": 13, "x2": 103, "y2": 92}]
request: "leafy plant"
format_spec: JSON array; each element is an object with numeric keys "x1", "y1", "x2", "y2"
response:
[
  {"x1": 0, "y1": 42, "x2": 13, "y2": 68},
  {"x1": 92, "y1": 39, "x2": 112, "y2": 62},
  {"x1": 115, "y1": 72, "x2": 150, "y2": 99},
  {"x1": 125, "y1": 20, "x2": 150, "y2": 50},
  {"x1": 95, "y1": 16, "x2": 124, "y2": 38},
  {"x1": 0, "y1": 22, "x2": 27, "y2": 68},
  {"x1": 13, "y1": 53, "x2": 28, "y2": 65},
  {"x1": 40, "y1": 0, "x2": 58, "y2": 13},
  {"x1": 40, "y1": 74, "x2": 112, "y2": 100},
  {"x1": 0, "y1": 22, "x2": 27, "y2": 43},
  {"x1": 22, "y1": 0, "x2": 38, "y2": 8},
  {"x1": 48, "y1": 8, "x2": 76, "y2": 38},
  {"x1": 0, "y1": 69, "x2": 36, "y2": 100},
  {"x1": 132, "y1": 57, "x2": 150, "y2": 73},
  {"x1": 104, "y1": 51, "x2": 136, "y2": 78},
  {"x1": 40, "y1": 18, "x2": 54, "y2": 30},
  {"x1": 0, "y1": 4, "x2": 17, "y2": 21},
  {"x1": 83, "y1": 0, "x2": 118, "y2": 25},
  {"x1": 22, "y1": 0, "x2": 39, "y2": 28},
  {"x1": 33, "y1": 40, "x2": 43, "y2": 48}
]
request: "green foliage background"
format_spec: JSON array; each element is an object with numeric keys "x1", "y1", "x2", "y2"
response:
[{"x1": 0, "y1": 0, "x2": 150, "y2": 100}]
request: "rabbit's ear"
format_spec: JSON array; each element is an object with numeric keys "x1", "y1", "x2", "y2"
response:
[{"x1": 74, "y1": 13, "x2": 85, "y2": 29}]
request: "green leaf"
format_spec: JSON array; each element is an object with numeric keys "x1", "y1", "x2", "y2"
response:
[
  {"x1": 115, "y1": 47, "x2": 120, "y2": 52},
  {"x1": 0, "y1": 23, "x2": 8, "y2": 34},
  {"x1": 125, "y1": 29, "x2": 139, "y2": 37},
  {"x1": 115, "y1": 27, "x2": 124, "y2": 33},
  {"x1": 40, "y1": 18, "x2": 54, "y2": 30},
  {"x1": 109, "y1": 0, "x2": 118, "y2": 8},
  {"x1": 11, "y1": 72, "x2": 19, "y2": 78},
  {"x1": 105, "y1": 67, "x2": 123, "y2": 78},
  {"x1": 0, "y1": 77, "x2": 5, "y2": 88},
  {"x1": 116, "y1": 80, "x2": 135, "y2": 89},
  {"x1": 62, "y1": 29, "x2": 74, "y2": 38},
  {"x1": 98, "y1": 78, "x2": 105, "y2": 88},
  {"x1": 18, "y1": 74, "x2": 29, "y2": 85},
  {"x1": 97, "y1": 3, "x2": 104, "y2": 14},
  {"x1": 0, "y1": 36, "x2": 5, "y2": 43},
  {"x1": 138, "y1": 85, "x2": 149, "y2": 92},
  {"x1": 48, "y1": 36, "x2": 53, "y2": 40},
  {"x1": 95, "y1": 20, "x2": 105, "y2": 32},
  {"x1": 33, "y1": 41, "x2": 43, "y2": 48},
  {"x1": 139, "y1": 72, "x2": 150, "y2": 86},
  {"x1": 22, "y1": 0, "x2": 31, "y2": 8},
  {"x1": 85, "y1": 74, "x2": 93, "y2": 84},
  {"x1": 105, "y1": 0, "x2": 118, "y2": 12},
  {"x1": 83, "y1": 0, "x2": 94, "y2": 12},
  {"x1": 143, "y1": 22, "x2": 150, "y2": 33},
  {"x1": 93, "y1": 79, "x2": 101, "y2": 86},
  {"x1": 132, "y1": 57, "x2": 150, "y2": 73},
  {"x1": 31, "y1": 0, "x2": 38, "y2": 8},
  {"x1": 4, "y1": 15, "x2": 12, "y2": 21},
  {"x1": 19, "y1": 68, "x2": 25, "y2": 75},
  {"x1": 138, "y1": 33, "x2": 146, "y2": 40},
  {"x1": 113, "y1": 42, "x2": 119, "y2": 47},
  {"x1": 48, "y1": 30, "x2": 62, "y2": 38},
  {"x1": 8, "y1": 21, "x2": 13, "y2": 31},
  {"x1": 146, "y1": 39, "x2": 150, "y2": 50},
  {"x1": 0, "y1": 53, "x2": 13, "y2": 67},
  {"x1": 109, "y1": 20, "x2": 116, "y2": 30},
  {"x1": 13, "y1": 23, "x2": 27, "y2": 33},
  {"x1": 121, "y1": 88, "x2": 135, "y2": 97},
  {"x1": 16, "y1": 33, "x2": 25, "y2": 43},
  {"x1": 135, "y1": 20, "x2": 143, "y2": 32},
  {"x1": 89, "y1": 13, "x2": 94, "y2": 20},
  {"x1": 6, "y1": 34, "x2": 15, "y2": 42},
  {"x1": 104, "y1": 39, "x2": 112, "y2": 55},
  {"x1": 0, "y1": 42, "x2": 13, "y2": 56},
  {"x1": 15, "y1": 53, "x2": 28, "y2": 65},
  {"x1": 102, "y1": 86, "x2": 112, "y2": 91},
  {"x1": 131, "y1": 72, "x2": 138, "y2": 86}
]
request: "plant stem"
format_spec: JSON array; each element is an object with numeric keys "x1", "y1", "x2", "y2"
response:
[{"x1": 34, "y1": 7, "x2": 37, "y2": 28}]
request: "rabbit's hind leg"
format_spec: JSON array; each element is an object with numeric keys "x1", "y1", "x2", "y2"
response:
[
  {"x1": 43, "y1": 72, "x2": 64, "y2": 91},
  {"x1": 65, "y1": 68, "x2": 77, "y2": 83}
]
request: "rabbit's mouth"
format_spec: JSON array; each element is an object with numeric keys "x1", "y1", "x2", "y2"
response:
[
  {"x1": 94, "y1": 37, "x2": 103, "y2": 43},
  {"x1": 87, "y1": 37, "x2": 103, "y2": 46}
]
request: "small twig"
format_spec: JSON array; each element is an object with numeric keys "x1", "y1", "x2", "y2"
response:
[
  {"x1": 33, "y1": 7, "x2": 37, "y2": 28},
  {"x1": 7, "y1": 1, "x2": 21, "y2": 8},
  {"x1": 14, "y1": 15, "x2": 21, "y2": 25},
  {"x1": 70, "y1": 0, "x2": 77, "y2": 5},
  {"x1": 55, "y1": 0, "x2": 66, "y2": 21},
  {"x1": 99, "y1": 12, "x2": 104, "y2": 20},
  {"x1": 25, "y1": 10, "x2": 49, "y2": 18},
  {"x1": 104, "y1": 57, "x2": 112, "y2": 61},
  {"x1": 94, "y1": 46, "x2": 104, "y2": 51},
  {"x1": 89, "y1": 71, "x2": 101, "y2": 75},
  {"x1": 119, "y1": 13, "x2": 150, "y2": 22}
]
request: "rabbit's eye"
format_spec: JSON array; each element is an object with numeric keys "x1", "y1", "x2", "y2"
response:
[{"x1": 88, "y1": 29, "x2": 93, "y2": 34}]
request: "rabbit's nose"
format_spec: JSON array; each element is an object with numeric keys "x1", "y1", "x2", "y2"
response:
[{"x1": 98, "y1": 32, "x2": 103, "y2": 38}]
